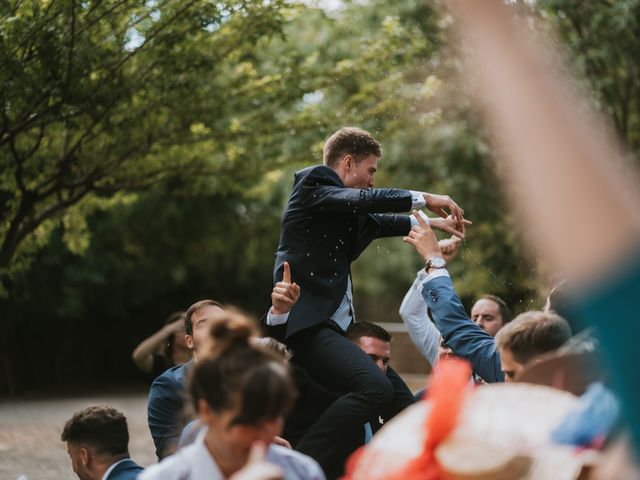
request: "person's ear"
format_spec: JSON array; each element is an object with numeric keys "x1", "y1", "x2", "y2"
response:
[
  {"x1": 185, "y1": 334, "x2": 194, "y2": 350},
  {"x1": 343, "y1": 154, "x2": 354, "y2": 171},
  {"x1": 80, "y1": 447, "x2": 91, "y2": 467},
  {"x1": 198, "y1": 399, "x2": 214, "y2": 422}
]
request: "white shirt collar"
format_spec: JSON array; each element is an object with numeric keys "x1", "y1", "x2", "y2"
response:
[{"x1": 191, "y1": 427, "x2": 225, "y2": 479}]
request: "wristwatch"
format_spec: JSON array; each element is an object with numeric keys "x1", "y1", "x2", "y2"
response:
[{"x1": 425, "y1": 256, "x2": 447, "y2": 272}]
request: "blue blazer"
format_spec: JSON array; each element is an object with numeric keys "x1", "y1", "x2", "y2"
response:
[
  {"x1": 421, "y1": 275, "x2": 504, "y2": 382},
  {"x1": 106, "y1": 459, "x2": 144, "y2": 480},
  {"x1": 147, "y1": 362, "x2": 191, "y2": 459},
  {"x1": 271, "y1": 165, "x2": 413, "y2": 339}
]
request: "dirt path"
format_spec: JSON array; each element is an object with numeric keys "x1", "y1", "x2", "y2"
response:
[
  {"x1": 0, "y1": 375, "x2": 427, "y2": 479},
  {"x1": 0, "y1": 391, "x2": 155, "y2": 480}
]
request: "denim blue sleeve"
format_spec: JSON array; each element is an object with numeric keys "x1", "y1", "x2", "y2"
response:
[{"x1": 421, "y1": 275, "x2": 504, "y2": 382}]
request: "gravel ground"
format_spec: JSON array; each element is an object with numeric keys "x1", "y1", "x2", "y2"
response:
[
  {"x1": 0, "y1": 391, "x2": 156, "y2": 480},
  {"x1": 0, "y1": 375, "x2": 427, "y2": 480}
]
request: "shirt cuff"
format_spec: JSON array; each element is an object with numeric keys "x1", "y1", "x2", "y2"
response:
[
  {"x1": 410, "y1": 190, "x2": 427, "y2": 209},
  {"x1": 419, "y1": 268, "x2": 450, "y2": 294},
  {"x1": 409, "y1": 210, "x2": 430, "y2": 227},
  {"x1": 415, "y1": 268, "x2": 428, "y2": 282},
  {"x1": 266, "y1": 309, "x2": 289, "y2": 326}
]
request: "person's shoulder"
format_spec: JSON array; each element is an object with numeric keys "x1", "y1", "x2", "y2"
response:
[
  {"x1": 138, "y1": 446, "x2": 194, "y2": 479},
  {"x1": 267, "y1": 445, "x2": 326, "y2": 479},
  {"x1": 107, "y1": 459, "x2": 144, "y2": 480},
  {"x1": 151, "y1": 361, "x2": 190, "y2": 388},
  {"x1": 296, "y1": 165, "x2": 339, "y2": 183}
]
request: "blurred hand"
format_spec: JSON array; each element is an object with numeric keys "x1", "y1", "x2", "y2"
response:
[
  {"x1": 403, "y1": 210, "x2": 442, "y2": 261},
  {"x1": 229, "y1": 442, "x2": 283, "y2": 480},
  {"x1": 272, "y1": 436, "x2": 291, "y2": 449},
  {"x1": 423, "y1": 192, "x2": 464, "y2": 221},
  {"x1": 439, "y1": 235, "x2": 462, "y2": 263},
  {"x1": 430, "y1": 215, "x2": 471, "y2": 240},
  {"x1": 271, "y1": 261, "x2": 301, "y2": 315}
]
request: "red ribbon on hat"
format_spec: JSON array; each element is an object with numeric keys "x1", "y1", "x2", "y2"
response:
[{"x1": 342, "y1": 358, "x2": 472, "y2": 480}]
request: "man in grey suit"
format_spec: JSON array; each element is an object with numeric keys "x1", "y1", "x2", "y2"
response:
[{"x1": 61, "y1": 405, "x2": 143, "y2": 480}]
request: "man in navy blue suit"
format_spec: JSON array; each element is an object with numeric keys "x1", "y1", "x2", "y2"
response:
[
  {"x1": 266, "y1": 126, "x2": 468, "y2": 478},
  {"x1": 61, "y1": 405, "x2": 143, "y2": 480}
]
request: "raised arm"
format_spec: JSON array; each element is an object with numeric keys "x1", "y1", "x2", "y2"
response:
[
  {"x1": 403, "y1": 211, "x2": 503, "y2": 382},
  {"x1": 422, "y1": 275, "x2": 503, "y2": 383},
  {"x1": 297, "y1": 166, "x2": 465, "y2": 220},
  {"x1": 132, "y1": 319, "x2": 183, "y2": 373},
  {"x1": 298, "y1": 167, "x2": 415, "y2": 214},
  {"x1": 399, "y1": 269, "x2": 442, "y2": 369}
]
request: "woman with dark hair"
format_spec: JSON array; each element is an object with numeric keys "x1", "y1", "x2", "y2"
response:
[{"x1": 140, "y1": 313, "x2": 325, "y2": 480}]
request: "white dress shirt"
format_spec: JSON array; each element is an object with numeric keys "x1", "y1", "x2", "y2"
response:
[
  {"x1": 398, "y1": 268, "x2": 450, "y2": 368},
  {"x1": 140, "y1": 427, "x2": 325, "y2": 480}
]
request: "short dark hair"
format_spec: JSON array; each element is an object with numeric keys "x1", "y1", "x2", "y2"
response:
[
  {"x1": 346, "y1": 321, "x2": 392, "y2": 343},
  {"x1": 322, "y1": 127, "x2": 382, "y2": 167},
  {"x1": 190, "y1": 313, "x2": 296, "y2": 426},
  {"x1": 495, "y1": 311, "x2": 572, "y2": 365},
  {"x1": 479, "y1": 294, "x2": 512, "y2": 324},
  {"x1": 185, "y1": 300, "x2": 224, "y2": 336},
  {"x1": 61, "y1": 405, "x2": 129, "y2": 457}
]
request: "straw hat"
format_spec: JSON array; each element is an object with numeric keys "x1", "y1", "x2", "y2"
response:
[{"x1": 348, "y1": 383, "x2": 593, "y2": 480}]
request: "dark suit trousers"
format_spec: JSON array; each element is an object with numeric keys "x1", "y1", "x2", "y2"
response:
[{"x1": 288, "y1": 322, "x2": 414, "y2": 479}]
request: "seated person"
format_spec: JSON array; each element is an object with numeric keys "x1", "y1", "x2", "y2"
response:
[
  {"x1": 346, "y1": 321, "x2": 414, "y2": 441},
  {"x1": 495, "y1": 311, "x2": 572, "y2": 381},
  {"x1": 268, "y1": 265, "x2": 414, "y2": 452},
  {"x1": 61, "y1": 405, "x2": 143, "y2": 480},
  {"x1": 147, "y1": 299, "x2": 225, "y2": 459},
  {"x1": 140, "y1": 313, "x2": 325, "y2": 480},
  {"x1": 403, "y1": 211, "x2": 572, "y2": 382}
]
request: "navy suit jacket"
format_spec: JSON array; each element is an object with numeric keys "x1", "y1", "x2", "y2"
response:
[
  {"x1": 147, "y1": 362, "x2": 191, "y2": 459},
  {"x1": 271, "y1": 165, "x2": 413, "y2": 339},
  {"x1": 106, "y1": 459, "x2": 144, "y2": 480},
  {"x1": 421, "y1": 275, "x2": 504, "y2": 382}
]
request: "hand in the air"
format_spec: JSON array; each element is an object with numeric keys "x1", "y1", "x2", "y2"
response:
[
  {"x1": 439, "y1": 235, "x2": 462, "y2": 263},
  {"x1": 403, "y1": 210, "x2": 443, "y2": 261},
  {"x1": 423, "y1": 192, "x2": 465, "y2": 222},
  {"x1": 271, "y1": 261, "x2": 301, "y2": 315},
  {"x1": 430, "y1": 215, "x2": 471, "y2": 240}
]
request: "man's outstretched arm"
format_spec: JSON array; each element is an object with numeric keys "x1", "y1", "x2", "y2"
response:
[
  {"x1": 422, "y1": 274, "x2": 503, "y2": 382},
  {"x1": 403, "y1": 210, "x2": 503, "y2": 382},
  {"x1": 298, "y1": 166, "x2": 464, "y2": 219}
]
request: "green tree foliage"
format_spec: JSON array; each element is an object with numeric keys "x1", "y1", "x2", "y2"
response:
[
  {"x1": 536, "y1": 0, "x2": 640, "y2": 153},
  {"x1": 1, "y1": 0, "x2": 638, "y2": 392},
  {"x1": 0, "y1": 0, "x2": 291, "y2": 278}
]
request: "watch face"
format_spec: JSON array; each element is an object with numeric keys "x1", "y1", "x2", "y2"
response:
[{"x1": 430, "y1": 257, "x2": 447, "y2": 268}]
